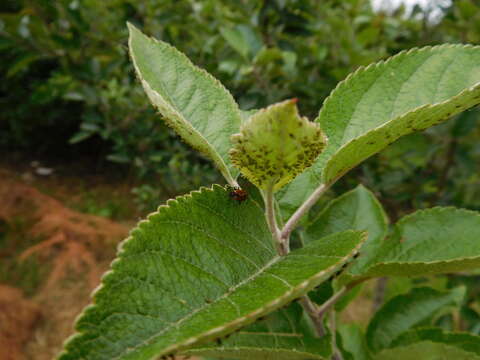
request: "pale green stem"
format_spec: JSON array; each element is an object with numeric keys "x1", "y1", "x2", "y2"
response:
[
  {"x1": 277, "y1": 182, "x2": 333, "y2": 337},
  {"x1": 281, "y1": 183, "x2": 328, "y2": 242},
  {"x1": 263, "y1": 184, "x2": 286, "y2": 255},
  {"x1": 224, "y1": 171, "x2": 239, "y2": 188},
  {"x1": 265, "y1": 181, "x2": 347, "y2": 344}
]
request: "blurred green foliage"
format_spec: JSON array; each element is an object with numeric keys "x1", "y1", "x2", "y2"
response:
[{"x1": 1, "y1": 0, "x2": 479, "y2": 214}]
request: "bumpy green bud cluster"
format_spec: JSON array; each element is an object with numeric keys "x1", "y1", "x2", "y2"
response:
[{"x1": 230, "y1": 99, "x2": 327, "y2": 191}]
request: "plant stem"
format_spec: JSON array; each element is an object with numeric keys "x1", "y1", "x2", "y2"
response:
[
  {"x1": 298, "y1": 289, "x2": 351, "y2": 356},
  {"x1": 281, "y1": 183, "x2": 328, "y2": 241},
  {"x1": 299, "y1": 296, "x2": 325, "y2": 337},
  {"x1": 299, "y1": 286, "x2": 348, "y2": 339},
  {"x1": 263, "y1": 184, "x2": 286, "y2": 255},
  {"x1": 276, "y1": 182, "x2": 333, "y2": 338},
  {"x1": 330, "y1": 309, "x2": 343, "y2": 360},
  {"x1": 265, "y1": 181, "x2": 346, "y2": 345},
  {"x1": 316, "y1": 286, "x2": 347, "y2": 318},
  {"x1": 224, "y1": 171, "x2": 239, "y2": 188}
]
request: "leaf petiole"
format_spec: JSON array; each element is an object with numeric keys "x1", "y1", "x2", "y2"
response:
[
  {"x1": 281, "y1": 182, "x2": 329, "y2": 243},
  {"x1": 263, "y1": 183, "x2": 286, "y2": 255}
]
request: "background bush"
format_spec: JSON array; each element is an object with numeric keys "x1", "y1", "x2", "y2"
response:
[{"x1": 1, "y1": 0, "x2": 479, "y2": 213}]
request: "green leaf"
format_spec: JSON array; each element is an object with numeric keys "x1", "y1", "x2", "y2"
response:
[
  {"x1": 304, "y1": 185, "x2": 388, "y2": 282},
  {"x1": 230, "y1": 99, "x2": 326, "y2": 191},
  {"x1": 58, "y1": 185, "x2": 364, "y2": 360},
  {"x1": 392, "y1": 328, "x2": 480, "y2": 355},
  {"x1": 220, "y1": 27, "x2": 250, "y2": 59},
  {"x1": 279, "y1": 45, "x2": 480, "y2": 215},
  {"x1": 374, "y1": 342, "x2": 480, "y2": 360},
  {"x1": 366, "y1": 286, "x2": 465, "y2": 352},
  {"x1": 184, "y1": 302, "x2": 332, "y2": 359},
  {"x1": 128, "y1": 24, "x2": 242, "y2": 185},
  {"x1": 338, "y1": 324, "x2": 372, "y2": 360},
  {"x1": 360, "y1": 207, "x2": 480, "y2": 277},
  {"x1": 375, "y1": 327, "x2": 480, "y2": 360},
  {"x1": 220, "y1": 25, "x2": 262, "y2": 60}
]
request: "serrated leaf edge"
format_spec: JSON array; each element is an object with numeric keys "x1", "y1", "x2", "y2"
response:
[
  {"x1": 185, "y1": 346, "x2": 327, "y2": 359},
  {"x1": 158, "y1": 231, "x2": 366, "y2": 357},
  {"x1": 362, "y1": 207, "x2": 480, "y2": 274},
  {"x1": 317, "y1": 44, "x2": 480, "y2": 125},
  {"x1": 230, "y1": 99, "x2": 327, "y2": 190},
  {"x1": 58, "y1": 186, "x2": 366, "y2": 359},
  {"x1": 316, "y1": 44, "x2": 480, "y2": 183},
  {"x1": 128, "y1": 23, "x2": 241, "y2": 185}
]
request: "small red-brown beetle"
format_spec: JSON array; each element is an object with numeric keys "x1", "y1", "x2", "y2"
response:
[{"x1": 228, "y1": 187, "x2": 248, "y2": 203}]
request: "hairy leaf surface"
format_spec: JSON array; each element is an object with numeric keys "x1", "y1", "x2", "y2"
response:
[
  {"x1": 58, "y1": 186, "x2": 364, "y2": 360},
  {"x1": 230, "y1": 99, "x2": 326, "y2": 191},
  {"x1": 128, "y1": 24, "x2": 242, "y2": 184},
  {"x1": 279, "y1": 45, "x2": 480, "y2": 216},
  {"x1": 366, "y1": 287, "x2": 465, "y2": 352}
]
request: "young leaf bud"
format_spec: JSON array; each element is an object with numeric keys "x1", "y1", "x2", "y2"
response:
[{"x1": 229, "y1": 99, "x2": 327, "y2": 191}]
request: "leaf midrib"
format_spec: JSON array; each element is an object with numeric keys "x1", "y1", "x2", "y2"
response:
[{"x1": 110, "y1": 255, "x2": 282, "y2": 360}]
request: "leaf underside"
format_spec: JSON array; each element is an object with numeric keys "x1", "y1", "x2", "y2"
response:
[
  {"x1": 58, "y1": 186, "x2": 364, "y2": 360},
  {"x1": 279, "y1": 44, "x2": 480, "y2": 217},
  {"x1": 128, "y1": 24, "x2": 241, "y2": 183}
]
